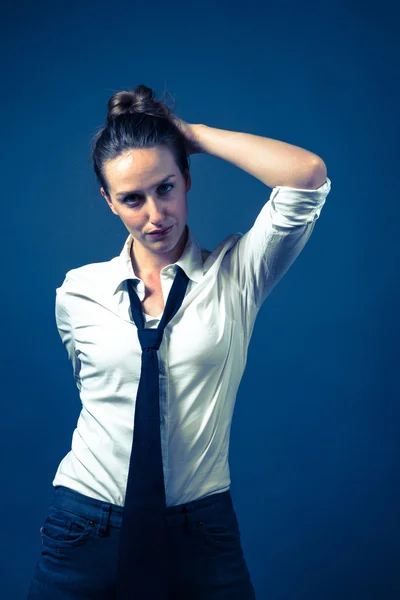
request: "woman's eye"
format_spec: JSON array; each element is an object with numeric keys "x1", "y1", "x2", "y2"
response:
[
  {"x1": 124, "y1": 183, "x2": 173, "y2": 205},
  {"x1": 158, "y1": 183, "x2": 173, "y2": 194}
]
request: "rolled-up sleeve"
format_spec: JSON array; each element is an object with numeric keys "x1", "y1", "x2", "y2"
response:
[
  {"x1": 268, "y1": 177, "x2": 330, "y2": 228},
  {"x1": 230, "y1": 177, "x2": 332, "y2": 310}
]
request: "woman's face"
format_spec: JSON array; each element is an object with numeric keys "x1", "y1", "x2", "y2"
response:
[{"x1": 101, "y1": 146, "x2": 191, "y2": 274}]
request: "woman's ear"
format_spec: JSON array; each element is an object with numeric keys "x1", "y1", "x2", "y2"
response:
[
  {"x1": 185, "y1": 172, "x2": 192, "y2": 193},
  {"x1": 100, "y1": 187, "x2": 118, "y2": 216}
]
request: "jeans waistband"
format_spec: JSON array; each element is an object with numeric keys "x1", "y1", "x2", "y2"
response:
[{"x1": 49, "y1": 485, "x2": 233, "y2": 533}]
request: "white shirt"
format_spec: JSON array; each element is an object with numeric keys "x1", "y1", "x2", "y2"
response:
[{"x1": 53, "y1": 177, "x2": 332, "y2": 507}]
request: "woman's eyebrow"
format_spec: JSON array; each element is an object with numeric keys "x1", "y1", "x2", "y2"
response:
[{"x1": 115, "y1": 174, "x2": 176, "y2": 199}]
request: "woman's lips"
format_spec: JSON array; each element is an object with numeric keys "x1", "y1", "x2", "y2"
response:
[{"x1": 148, "y1": 226, "x2": 173, "y2": 237}]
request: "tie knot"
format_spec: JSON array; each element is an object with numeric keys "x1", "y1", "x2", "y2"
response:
[{"x1": 137, "y1": 328, "x2": 164, "y2": 351}]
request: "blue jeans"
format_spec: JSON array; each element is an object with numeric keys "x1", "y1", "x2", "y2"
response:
[{"x1": 27, "y1": 485, "x2": 256, "y2": 599}]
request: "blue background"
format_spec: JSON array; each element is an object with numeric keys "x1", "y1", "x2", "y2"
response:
[{"x1": 2, "y1": 0, "x2": 399, "y2": 598}]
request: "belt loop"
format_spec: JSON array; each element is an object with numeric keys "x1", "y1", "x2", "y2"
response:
[
  {"x1": 183, "y1": 505, "x2": 189, "y2": 533},
  {"x1": 98, "y1": 503, "x2": 111, "y2": 537}
]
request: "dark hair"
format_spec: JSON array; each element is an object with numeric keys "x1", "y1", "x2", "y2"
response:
[{"x1": 89, "y1": 84, "x2": 191, "y2": 198}]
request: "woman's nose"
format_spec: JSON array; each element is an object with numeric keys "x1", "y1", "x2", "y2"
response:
[{"x1": 148, "y1": 205, "x2": 166, "y2": 222}]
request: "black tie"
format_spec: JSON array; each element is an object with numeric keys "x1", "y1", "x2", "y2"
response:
[{"x1": 115, "y1": 265, "x2": 190, "y2": 600}]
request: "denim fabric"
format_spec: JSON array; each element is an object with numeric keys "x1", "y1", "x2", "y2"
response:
[{"x1": 27, "y1": 485, "x2": 256, "y2": 599}]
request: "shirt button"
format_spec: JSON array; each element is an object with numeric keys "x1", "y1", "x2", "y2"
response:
[{"x1": 160, "y1": 416, "x2": 164, "y2": 424}]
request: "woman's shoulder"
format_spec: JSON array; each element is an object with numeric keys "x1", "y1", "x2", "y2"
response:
[{"x1": 57, "y1": 256, "x2": 121, "y2": 293}]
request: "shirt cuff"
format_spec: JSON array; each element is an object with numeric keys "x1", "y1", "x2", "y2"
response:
[{"x1": 268, "y1": 176, "x2": 331, "y2": 228}]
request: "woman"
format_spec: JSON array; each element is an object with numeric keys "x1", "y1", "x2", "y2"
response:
[{"x1": 27, "y1": 84, "x2": 331, "y2": 600}]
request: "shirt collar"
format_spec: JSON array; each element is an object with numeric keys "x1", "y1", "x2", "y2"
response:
[{"x1": 110, "y1": 224, "x2": 205, "y2": 294}]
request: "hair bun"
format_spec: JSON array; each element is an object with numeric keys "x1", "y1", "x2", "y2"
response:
[{"x1": 106, "y1": 84, "x2": 173, "y2": 124}]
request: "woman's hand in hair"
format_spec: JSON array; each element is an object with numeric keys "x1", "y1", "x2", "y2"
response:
[{"x1": 170, "y1": 116, "x2": 205, "y2": 156}]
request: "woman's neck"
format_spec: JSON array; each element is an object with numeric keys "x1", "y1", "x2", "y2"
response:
[{"x1": 129, "y1": 225, "x2": 188, "y2": 279}]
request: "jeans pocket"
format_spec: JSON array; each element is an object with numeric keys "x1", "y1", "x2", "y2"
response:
[
  {"x1": 42, "y1": 507, "x2": 96, "y2": 546},
  {"x1": 199, "y1": 511, "x2": 241, "y2": 546}
]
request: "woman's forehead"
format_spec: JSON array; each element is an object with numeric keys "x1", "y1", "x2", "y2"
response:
[{"x1": 104, "y1": 147, "x2": 175, "y2": 181}]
